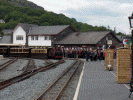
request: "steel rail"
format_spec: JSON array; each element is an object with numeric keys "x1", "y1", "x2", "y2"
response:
[
  {"x1": 36, "y1": 60, "x2": 81, "y2": 100},
  {"x1": 45, "y1": 60, "x2": 54, "y2": 65},
  {"x1": 0, "y1": 60, "x2": 65, "y2": 90},
  {"x1": 22, "y1": 59, "x2": 37, "y2": 73},
  {"x1": 54, "y1": 61, "x2": 81, "y2": 100},
  {"x1": 0, "y1": 59, "x2": 18, "y2": 71}
]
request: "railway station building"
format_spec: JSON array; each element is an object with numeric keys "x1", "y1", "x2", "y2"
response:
[
  {"x1": 0, "y1": 23, "x2": 122, "y2": 49},
  {"x1": 11, "y1": 23, "x2": 77, "y2": 47},
  {"x1": 54, "y1": 31, "x2": 122, "y2": 49}
]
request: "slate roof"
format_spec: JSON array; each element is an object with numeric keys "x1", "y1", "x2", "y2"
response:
[
  {"x1": 54, "y1": 31, "x2": 111, "y2": 44},
  {"x1": 17, "y1": 23, "x2": 38, "y2": 34},
  {"x1": 116, "y1": 35, "x2": 124, "y2": 42},
  {"x1": 0, "y1": 36, "x2": 11, "y2": 44},
  {"x1": 28, "y1": 25, "x2": 70, "y2": 35}
]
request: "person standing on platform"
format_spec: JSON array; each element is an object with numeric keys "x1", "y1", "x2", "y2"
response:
[
  {"x1": 69, "y1": 48, "x2": 72, "y2": 58},
  {"x1": 90, "y1": 49, "x2": 94, "y2": 61},
  {"x1": 93, "y1": 49, "x2": 97, "y2": 61},
  {"x1": 103, "y1": 50, "x2": 105, "y2": 60},
  {"x1": 63, "y1": 48, "x2": 65, "y2": 58},
  {"x1": 72, "y1": 48, "x2": 76, "y2": 58},
  {"x1": 82, "y1": 48, "x2": 86, "y2": 58},
  {"x1": 76, "y1": 48, "x2": 79, "y2": 58},
  {"x1": 73, "y1": 48, "x2": 76, "y2": 58},
  {"x1": 65, "y1": 48, "x2": 69, "y2": 58},
  {"x1": 100, "y1": 50, "x2": 103, "y2": 60},
  {"x1": 79, "y1": 48, "x2": 82, "y2": 58},
  {"x1": 85, "y1": 48, "x2": 90, "y2": 61},
  {"x1": 97, "y1": 49, "x2": 102, "y2": 61}
]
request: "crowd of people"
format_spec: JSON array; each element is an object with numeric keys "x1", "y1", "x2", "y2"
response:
[{"x1": 63, "y1": 48, "x2": 106, "y2": 61}]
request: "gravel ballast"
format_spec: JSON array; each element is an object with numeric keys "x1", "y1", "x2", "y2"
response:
[
  {"x1": 0, "y1": 59, "x2": 28, "y2": 80},
  {"x1": 0, "y1": 59, "x2": 75, "y2": 100},
  {"x1": 0, "y1": 58, "x2": 11, "y2": 65}
]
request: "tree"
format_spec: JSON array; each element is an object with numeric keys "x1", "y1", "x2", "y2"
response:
[
  {"x1": 5, "y1": 20, "x2": 19, "y2": 29},
  {"x1": 116, "y1": 32, "x2": 126, "y2": 36},
  {"x1": 41, "y1": 22, "x2": 49, "y2": 26},
  {"x1": 4, "y1": 11, "x2": 22, "y2": 22}
]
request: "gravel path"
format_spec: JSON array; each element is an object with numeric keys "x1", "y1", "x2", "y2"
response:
[
  {"x1": 0, "y1": 59, "x2": 75, "y2": 100},
  {"x1": 0, "y1": 59, "x2": 28, "y2": 80}
]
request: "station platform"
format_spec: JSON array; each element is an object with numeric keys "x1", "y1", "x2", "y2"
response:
[{"x1": 74, "y1": 59, "x2": 132, "y2": 100}]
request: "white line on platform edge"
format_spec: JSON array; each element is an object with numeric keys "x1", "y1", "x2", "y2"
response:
[
  {"x1": 111, "y1": 72, "x2": 130, "y2": 90},
  {"x1": 73, "y1": 62, "x2": 86, "y2": 100}
]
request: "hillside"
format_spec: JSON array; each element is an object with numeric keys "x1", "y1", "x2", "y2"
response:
[
  {"x1": 0, "y1": 0, "x2": 44, "y2": 10},
  {"x1": 0, "y1": 0, "x2": 125, "y2": 35}
]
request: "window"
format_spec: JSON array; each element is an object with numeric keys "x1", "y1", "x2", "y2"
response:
[
  {"x1": 44, "y1": 36, "x2": 51, "y2": 40},
  {"x1": 44, "y1": 36, "x2": 48, "y2": 40},
  {"x1": 31, "y1": 36, "x2": 34, "y2": 40},
  {"x1": 35, "y1": 36, "x2": 38, "y2": 40},
  {"x1": 31, "y1": 36, "x2": 38, "y2": 40},
  {"x1": 49, "y1": 36, "x2": 51, "y2": 40},
  {"x1": 16, "y1": 35, "x2": 23, "y2": 40}
]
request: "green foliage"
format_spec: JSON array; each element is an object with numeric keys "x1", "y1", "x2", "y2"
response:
[
  {"x1": 0, "y1": 1, "x2": 12, "y2": 6},
  {"x1": 0, "y1": 28, "x2": 4, "y2": 35},
  {"x1": 116, "y1": 32, "x2": 126, "y2": 36},
  {"x1": 0, "y1": 31, "x2": 4, "y2": 36},
  {"x1": 0, "y1": 0, "x2": 125, "y2": 35}
]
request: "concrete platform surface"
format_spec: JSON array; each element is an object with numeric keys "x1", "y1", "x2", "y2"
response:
[{"x1": 75, "y1": 60, "x2": 132, "y2": 100}]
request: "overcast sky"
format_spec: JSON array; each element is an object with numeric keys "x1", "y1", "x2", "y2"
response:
[{"x1": 28, "y1": 0, "x2": 133, "y2": 35}]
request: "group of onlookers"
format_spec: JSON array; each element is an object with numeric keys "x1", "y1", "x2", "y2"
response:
[
  {"x1": 63, "y1": 48, "x2": 106, "y2": 61},
  {"x1": 84, "y1": 49, "x2": 105, "y2": 61}
]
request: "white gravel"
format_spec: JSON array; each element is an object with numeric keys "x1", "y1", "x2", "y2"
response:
[
  {"x1": 0, "y1": 59, "x2": 75, "y2": 100},
  {"x1": 0, "y1": 59, "x2": 28, "y2": 80}
]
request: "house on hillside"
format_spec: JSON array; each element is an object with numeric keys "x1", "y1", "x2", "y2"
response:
[
  {"x1": 0, "y1": 19, "x2": 5, "y2": 23},
  {"x1": 54, "y1": 31, "x2": 122, "y2": 49},
  {"x1": 11, "y1": 23, "x2": 77, "y2": 47}
]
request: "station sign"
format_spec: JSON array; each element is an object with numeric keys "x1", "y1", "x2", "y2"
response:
[{"x1": 107, "y1": 40, "x2": 112, "y2": 45}]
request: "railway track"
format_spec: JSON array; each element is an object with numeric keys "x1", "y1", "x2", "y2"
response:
[
  {"x1": 45, "y1": 60, "x2": 54, "y2": 65},
  {"x1": 0, "y1": 60, "x2": 65, "y2": 90},
  {"x1": 36, "y1": 60, "x2": 81, "y2": 100},
  {"x1": 0, "y1": 59, "x2": 18, "y2": 71},
  {"x1": 22, "y1": 59, "x2": 37, "y2": 73}
]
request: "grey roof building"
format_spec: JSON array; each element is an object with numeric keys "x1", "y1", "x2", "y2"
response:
[
  {"x1": 54, "y1": 31, "x2": 122, "y2": 48},
  {"x1": 116, "y1": 35, "x2": 125, "y2": 42},
  {"x1": 11, "y1": 23, "x2": 78, "y2": 47},
  {"x1": 55, "y1": 31, "x2": 110, "y2": 44},
  {"x1": 10, "y1": 23, "x2": 121, "y2": 48},
  {"x1": 29, "y1": 25, "x2": 71, "y2": 35},
  {"x1": 0, "y1": 36, "x2": 11, "y2": 44},
  {"x1": 14, "y1": 23, "x2": 38, "y2": 34}
]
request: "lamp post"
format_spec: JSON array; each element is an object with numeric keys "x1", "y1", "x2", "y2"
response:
[{"x1": 128, "y1": 12, "x2": 133, "y2": 98}]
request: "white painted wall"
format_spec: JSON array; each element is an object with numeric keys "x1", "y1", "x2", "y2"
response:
[
  {"x1": 28, "y1": 36, "x2": 51, "y2": 46},
  {"x1": 13, "y1": 26, "x2": 26, "y2": 45}
]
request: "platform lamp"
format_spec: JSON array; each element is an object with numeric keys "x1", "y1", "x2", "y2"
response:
[{"x1": 128, "y1": 12, "x2": 133, "y2": 98}]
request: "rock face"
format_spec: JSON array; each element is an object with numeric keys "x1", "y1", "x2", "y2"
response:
[{"x1": 0, "y1": 0, "x2": 44, "y2": 10}]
